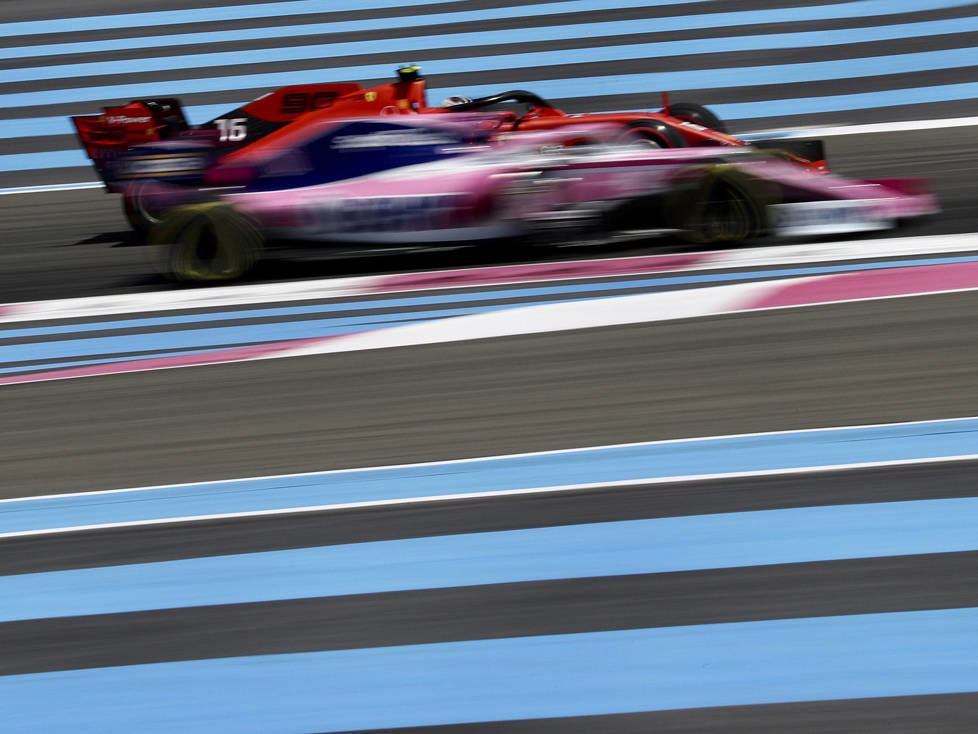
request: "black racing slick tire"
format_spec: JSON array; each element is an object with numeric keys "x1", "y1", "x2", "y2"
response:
[
  {"x1": 667, "y1": 102, "x2": 728, "y2": 134},
  {"x1": 664, "y1": 165, "x2": 777, "y2": 245},
  {"x1": 122, "y1": 180, "x2": 166, "y2": 235},
  {"x1": 617, "y1": 120, "x2": 686, "y2": 148},
  {"x1": 149, "y1": 203, "x2": 264, "y2": 282}
]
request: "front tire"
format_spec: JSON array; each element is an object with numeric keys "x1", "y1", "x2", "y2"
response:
[
  {"x1": 664, "y1": 166, "x2": 775, "y2": 244},
  {"x1": 149, "y1": 203, "x2": 264, "y2": 282}
]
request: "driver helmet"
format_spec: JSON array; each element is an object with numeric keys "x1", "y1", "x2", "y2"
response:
[{"x1": 441, "y1": 95, "x2": 472, "y2": 108}]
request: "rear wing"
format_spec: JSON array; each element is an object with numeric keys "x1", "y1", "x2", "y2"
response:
[{"x1": 71, "y1": 99, "x2": 190, "y2": 186}]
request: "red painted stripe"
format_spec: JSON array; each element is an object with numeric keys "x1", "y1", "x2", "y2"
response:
[
  {"x1": 746, "y1": 262, "x2": 978, "y2": 309},
  {"x1": 370, "y1": 253, "x2": 710, "y2": 292},
  {"x1": 0, "y1": 337, "x2": 337, "y2": 386}
]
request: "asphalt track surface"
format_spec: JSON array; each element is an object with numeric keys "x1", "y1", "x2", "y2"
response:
[
  {"x1": 2, "y1": 287, "x2": 978, "y2": 494},
  {"x1": 3, "y1": 95, "x2": 978, "y2": 734}
]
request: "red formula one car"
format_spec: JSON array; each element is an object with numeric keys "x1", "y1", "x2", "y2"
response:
[{"x1": 71, "y1": 66, "x2": 826, "y2": 232}]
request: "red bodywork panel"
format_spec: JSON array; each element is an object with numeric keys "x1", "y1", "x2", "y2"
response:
[
  {"x1": 239, "y1": 83, "x2": 364, "y2": 122},
  {"x1": 71, "y1": 99, "x2": 195, "y2": 183},
  {"x1": 71, "y1": 72, "x2": 826, "y2": 185}
]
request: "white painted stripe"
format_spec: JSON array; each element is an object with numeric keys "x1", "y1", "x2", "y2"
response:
[
  {"x1": 0, "y1": 181, "x2": 102, "y2": 196},
  {"x1": 2, "y1": 453, "x2": 976, "y2": 539},
  {"x1": 275, "y1": 277, "x2": 785, "y2": 355},
  {"x1": 269, "y1": 278, "x2": 978, "y2": 361},
  {"x1": 741, "y1": 115, "x2": 978, "y2": 139},
  {"x1": 2, "y1": 233, "x2": 977, "y2": 324},
  {"x1": 4, "y1": 414, "x2": 976, "y2": 504},
  {"x1": 0, "y1": 277, "x2": 378, "y2": 322},
  {"x1": 695, "y1": 233, "x2": 978, "y2": 269}
]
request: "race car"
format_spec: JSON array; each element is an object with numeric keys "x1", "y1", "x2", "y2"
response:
[
  {"x1": 70, "y1": 67, "x2": 825, "y2": 232},
  {"x1": 140, "y1": 115, "x2": 936, "y2": 283}
]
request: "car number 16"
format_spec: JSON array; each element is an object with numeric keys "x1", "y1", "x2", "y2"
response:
[{"x1": 215, "y1": 118, "x2": 247, "y2": 142}]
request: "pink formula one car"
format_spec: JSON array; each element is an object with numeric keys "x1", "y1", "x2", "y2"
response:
[{"x1": 144, "y1": 114, "x2": 937, "y2": 282}]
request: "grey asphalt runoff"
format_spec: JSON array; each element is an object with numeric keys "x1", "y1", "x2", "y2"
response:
[{"x1": 2, "y1": 289, "x2": 977, "y2": 496}]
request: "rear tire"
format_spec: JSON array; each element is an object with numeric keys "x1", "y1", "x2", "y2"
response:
[
  {"x1": 617, "y1": 120, "x2": 686, "y2": 148},
  {"x1": 122, "y1": 180, "x2": 165, "y2": 235},
  {"x1": 667, "y1": 102, "x2": 728, "y2": 134},
  {"x1": 149, "y1": 203, "x2": 264, "y2": 282}
]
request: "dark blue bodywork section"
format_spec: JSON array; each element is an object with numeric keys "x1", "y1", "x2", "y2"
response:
[
  {"x1": 240, "y1": 119, "x2": 486, "y2": 191},
  {"x1": 107, "y1": 117, "x2": 493, "y2": 193}
]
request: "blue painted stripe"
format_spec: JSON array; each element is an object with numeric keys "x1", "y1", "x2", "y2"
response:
[
  {"x1": 6, "y1": 44, "x2": 977, "y2": 109},
  {"x1": 2, "y1": 417, "x2": 977, "y2": 535},
  {"x1": 0, "y1": 0, "x2": 683, "y2": 39},
  {"x1": 3, "y1": 497, "x2": 977, "y2": 621},
  {"x1": 0, "y1": 149, "x2": 88, "y2": 173},
  {"x1": 10, "y1": 16, "x2": 978, "y2": 84},
  {"x1": 0, "y1": 104, "x2": 234, "y2": 140},
  {"x1": 0, "y1": 289, "x2": 524, "y2": 340},
  {"x1": 0, "y1": 116, "x2": 72, "y2": 139},
  {"x1": 2, "y1": 608, "x2": 977, "y2": 732},
  {"x1": 0, "y1": 0, "x2": 483, "y2": 36},
  {"x1": 0, "y1": 345, "x2": 262, "y2": 376},
  {"x1": 4, "y1": 255, "x2": 977, "y2": 343},
  {"x1": 3, "y1": 0, "x2": 971, "y2": 59},
  {"x1": 4, "y1": 299, "x2": 588, "y2": 365}
]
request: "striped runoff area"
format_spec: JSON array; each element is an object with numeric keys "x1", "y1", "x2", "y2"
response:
[
  {"x1": 2, "y1": 417, "x2": 978, "y2": 731},
  {"x1": 2, "y1": 232, "x2": 978, "y2": 385},
  {"x1": 3, "y1": 0, "x2": 978, "y2": 187}
]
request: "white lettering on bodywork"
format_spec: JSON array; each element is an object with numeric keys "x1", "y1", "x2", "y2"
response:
[
  {"x1": 771, "y1": 200, "x2": 890, "y2": 236},
  {"x1": 118, "y1": 156, "x2": 205, "y2": 174},
  {"x1": 106, "y1": 115, "x2": 152, "y2": 124},
  {"x1": 306, "y1": 194, "x2": 463, "y2": 234},
  {"x1": 331, "y1": 130, "x2": 458, "y2": 149}
]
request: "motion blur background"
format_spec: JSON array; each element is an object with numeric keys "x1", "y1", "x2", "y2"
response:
[{"x1": 2, "y1": 2, "x2": 978, "y2": 732}]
